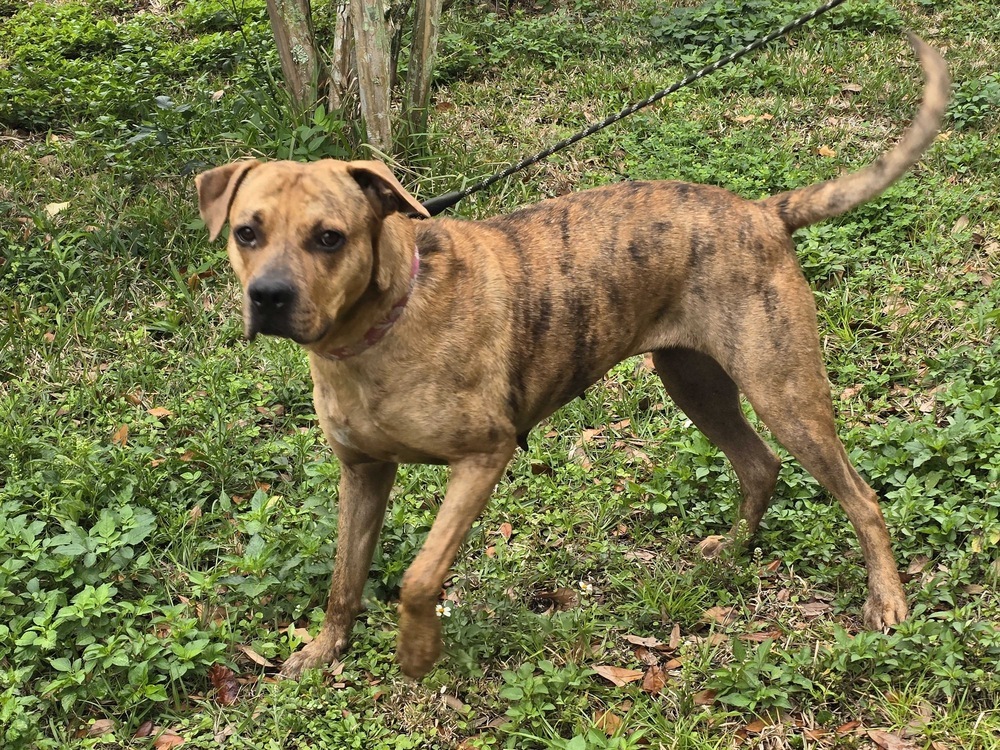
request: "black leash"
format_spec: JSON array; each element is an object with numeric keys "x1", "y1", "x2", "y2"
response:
[{"x1": 421, "y1": 0, "x2": 848, "y2": 216}]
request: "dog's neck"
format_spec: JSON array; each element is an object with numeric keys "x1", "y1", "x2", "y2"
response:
[{"x1": 310, "y1": 216, "x2": 418, "y2": 362}]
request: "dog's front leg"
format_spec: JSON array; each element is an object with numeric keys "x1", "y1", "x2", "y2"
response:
[
  {"x1": 280, "y1": 460, "x2": 398, "y2": 679},
  {"x1": 397, "y1": 448, "x2": 514, "y2": 678}
]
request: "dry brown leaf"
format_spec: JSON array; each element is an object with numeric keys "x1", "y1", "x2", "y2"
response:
[
  {"x1": 325, "y1": 660, "x2": 345, "y2": 677},
  {"x1": 798, "y1": 601, "x2": 831, "y2": 617},
  {"x1": 841, "y1": 82, "x2": 863, "y2": 93},
  {"x1": 663, "y1": 658, "x2": 683, "y2": 670},
  {"x1": 867, "y1": 729, "x2": 917, "y2": 750},
  {"x1": 641, "y1": 665, "x2": 666, "y2": 695},
  {"x1": 153, "y1": 729, "x2": 186, "y2": 749},
  {"x1": 803, "y1": 728, "x2": 827, "y2": 740},
  {"x1": 635, "y1": 647, "x2": 659, "y2": 666},
  {"x1": 568, "y1": 446, "x2": 593, "y2": 470},
  {"x1": 211, "y1": 89, "x2": 225, "y2": 102},
  {"x1": 289, "y1": 626, "x2": 313, "y2": 644},
  {"x1": 236, "y1": 644, "x2": 274, "y2": 667},
  {"x1": 134, "y1": 721, "x2": 155, "y2": 739},
  {"x1": 741, "y1": 629, "x2": 783, "y2": 643},
  {"x1": 592, "y1": 664, "x2": 644, "y2": 686},
  {"x1": 111, "y1": 424, "x2": 129, "y2": 447},
  {"x1": 744, "y1": 719, "x2": 767, "y2": 733},
  {"x1": 533, "y1": 588, "x2": 579, "y2": 612},
  {"x1": 836, "y1": 720, "x2": 862, "y2": 734},
  {"x1": 817, "y1": 144, "x2": 837, "y2": 158},
  {"x1": 148, "y1": 407, "x2": 172, "y2": 418},
  {"x1": 623, "y1": 634, "x2": 665, "y2": 649},
  {"x1": 692, "y1": 689, "x2": 716, "y2": 706},
  {"x1": 951, "y1": 215, "x2": 970, "y2": 234},
  {"x1": 79, "y1": 719, "x2": 115, "y2": 737},
  {"x1": 45, "y1": 201, "x2": 71, "y2": 217},
  {"x1": 906, "y1": 555, "x2": 931, "y2": 575},
  {"x1": 594, "y1": 709, "x2": 624, "y2": 736},
  {"x1": 841, "y1": 384, "x2": 863, "y2": 400},
  {"x1": 188, "y1": 506, "x2": 202, "y2": 523},
  {"x1": 485, "y1": 545, "x2": 496, "y2": 558},
  {"x1": 668, "y1": 623, "x2": 681, "y2": 650},
  {"x1": 208, "y1": 663, "x2": 240, "y2": 706},
  {"x1": 498, "y1": 522, "x2": 513, "y2": 541},
  {"x1": 442, "y1": 694, "x2": 467, "y2": 712},
  {"x1": 701, "y1": 606, "x2": 739, "y2": 626}
]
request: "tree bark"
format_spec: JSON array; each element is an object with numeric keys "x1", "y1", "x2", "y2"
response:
[
  {"x1": 350, "y1": 0, "x2": 394, "y2": 153},
  {"x1": 327, "y1": 3, "x2": 356, "y2": 112},
  {"x1": 404, "y1": 0, "x2": 443, "y2": 139},
  {"x1": 266, "y1": 0, "x2": 324, "y2": 111}
]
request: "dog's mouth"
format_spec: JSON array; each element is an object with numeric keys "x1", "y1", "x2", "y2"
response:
[{"x1": 245, "y1": 310, "x2": 327, "y2": 346}]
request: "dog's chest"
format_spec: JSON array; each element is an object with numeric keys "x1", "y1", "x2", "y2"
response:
[{"x1": 312, "y1": 373, "x2": 454, "y2": 463}]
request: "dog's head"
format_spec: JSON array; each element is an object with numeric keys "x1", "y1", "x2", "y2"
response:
[{"x1": 195, "y1": 159, "x2": 428, "y2": 344}]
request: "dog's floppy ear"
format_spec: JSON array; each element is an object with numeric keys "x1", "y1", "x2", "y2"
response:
[
  {"x1": 195, "y1": 160, "x2": 259, "y2": 241},
  {"x1": 347, "y1": 160, "x2": 430, "y2": 219}
]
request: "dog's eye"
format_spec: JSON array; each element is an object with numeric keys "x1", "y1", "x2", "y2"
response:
[
  {"x1": 317, "y1": 230, "x2": 345, "y2": 251},
  {"x1": 234, "y1": 226, "x2": 257, "y2": 246}
]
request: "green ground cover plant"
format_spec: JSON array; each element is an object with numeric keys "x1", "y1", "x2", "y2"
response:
[{"x1": 1, "y1": 0, "x2": 998, "y2": 747}]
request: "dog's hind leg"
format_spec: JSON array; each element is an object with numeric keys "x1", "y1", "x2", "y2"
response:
[
  {"x1": 652, "y1": 347, "x2": 782, "y2": 556},
  {"x1": 280, "y1": 460, "x2": 398, "y2": 679},
  {"x1": 723, "y1": 277, "x2": 907, "y2": 630}
]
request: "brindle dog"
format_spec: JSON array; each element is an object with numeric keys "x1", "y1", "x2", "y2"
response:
[{"x1": 196, "y1": 34, "x2": 948, "y2": 679}]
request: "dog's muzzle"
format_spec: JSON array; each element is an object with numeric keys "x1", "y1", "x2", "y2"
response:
[{"x1": 246, "y1": 276, "x2": 299, "y2": 340}]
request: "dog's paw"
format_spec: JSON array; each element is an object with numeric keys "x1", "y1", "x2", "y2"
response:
[
  {"x1": 862, "y1": 591, "x2": 908, "y2": 631},
  {"x1": 396, "y1": 612, "x2": 442, "y2": 679},
  {"x1": 696, "y1": 535, "x2": 730, "y2": 559},
  {"x1": 279, "y1": 636, "x2": 343, "y2": 680}
]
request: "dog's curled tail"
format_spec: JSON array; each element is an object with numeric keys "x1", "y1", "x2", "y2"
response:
[{"x1": 762, "y1": 33, "x2": 949, "y2": 232}]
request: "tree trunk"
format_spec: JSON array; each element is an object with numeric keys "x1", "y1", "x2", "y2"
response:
[
  {"x1": 327, "y1": 3, "x2": 356, "y2": 113},
  {"x1": 350, "y1": 0, "x2": 394, "y2": 153},
  {"x1": 265, "y1": 0, "x2": 324, "y2": 111},
  {"x1": 404, "y1": 0, "x2": 443, "y2": 139}
]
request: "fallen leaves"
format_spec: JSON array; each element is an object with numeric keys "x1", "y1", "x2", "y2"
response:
[
  {"x1": 640, "y1": 664, "x2": 667, "y2": 695},
  {"x1": 208, "y1": 664, "x2": 239, "y2": 706},
  {"x1": 77, "y1": 718, "x2": 114, "y2": 738},
  {"x1": 700, "y1": 605, "x2": 739, "y2": 627},
  {"x1": 817, "y1": 144, "x2": 837, "y2": 158},
  {"x1": 594, "y1": 709, "x2": 624, "y2": 735},
  {"x1": 797, "y1": 600, "x2": 832, "y2": 618},
  {"x1": 867, "y1": 729, "x2": 919, "y2": 750},
  {"x1": 592, "y1": 664, "x2": 644, "y2": 686},
  {"x1": 623, "y1": 634, "x2": 666, "y2": 649},
  {"x1": 235, "y1": 644, "x2": 274, "y2": 668},
  {"x1": 531, "y1": 587, "x2": 579, "y2": 613},
  {"x1": 111, "y1": 423, "x2": 129, "y2": 446},
  {"x1": 152, "y1": 728, "x2": 186, "y2": 748},
  {"x1": 45, "y1": 200, "x2": 70, "y2": 217}
]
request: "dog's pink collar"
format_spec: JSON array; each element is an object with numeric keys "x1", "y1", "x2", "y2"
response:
[{"x1": 318, "y1": 248, "x2": 420, "y2": 362}]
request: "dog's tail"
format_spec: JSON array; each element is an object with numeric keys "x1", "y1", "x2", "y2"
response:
[{"x1": 762, "y1": 33, "x2": 949, "y2": 232}]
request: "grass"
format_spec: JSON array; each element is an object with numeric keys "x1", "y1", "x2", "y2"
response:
[{"x1": 1, "y1": 0, "x2": 999, "y2": 747}]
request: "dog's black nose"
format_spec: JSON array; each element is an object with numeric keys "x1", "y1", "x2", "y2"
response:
[{"x1": 248, "y1": 278, "x2": 297, "y2": 313}]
